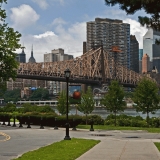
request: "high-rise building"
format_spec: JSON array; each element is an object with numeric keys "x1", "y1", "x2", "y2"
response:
[
  {"x1": 44, "y1": 48, "x2": 73, "y2": 96},
  {"x1": 130, "y1": 35, "x2": 139, "y2": 73},
  {"x1": 86, "y1": 18, "x2": 130, "y2": 68},
  {"x1": 142, "y1": 54, "x2": 150, "y2": 73},
  {"x1": 139, "y1": 49, "x2": 143, "y2": 73},
  {"x1": 143, "y1": 28, "x2": 160, "y2": 72},
  {"x1": 44, "y1": 48, "x2": 73, "y2": 62},
  {"x1": 139, "y1": 49, "x2": 143, "y2": 60},
  {"x1": 28, "y1": 45, "x2": 36, "y2": 63},
  {"x1": 16, "y1": 47, "x2": 26, "y2": 63}
]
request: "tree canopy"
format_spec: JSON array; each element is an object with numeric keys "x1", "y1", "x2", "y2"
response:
[
  {"x1": 29, "y1": 88, "x2": 49, "y2": 101},
  {"x1": 132, "y1": 78, "x2": 160, "y2": 125},
  {"x1": 105, "y1": 0, "x2": 160, "y2": 31},
  {"x1": 57, "y1": 90, "x2": 70, "y2": 115},
  {"x1": 101, "y1": 80, "x2": 126, "y2": 126},
  {"x1": 0, "y1": 0, "x2": 21, "y2": 89},
  {"x1": 78, "y1": 86, "x2": 95, "y2": 124},
  {"x1": 3, "y1": 89, "x2": 21, "y2": 102}
]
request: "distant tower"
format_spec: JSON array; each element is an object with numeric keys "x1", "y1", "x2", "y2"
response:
[
  {"x1": 142, "y1": 54, "x2": 150, "y2": 73},
  {"x1": 16, "y1": 46, "x2": 26, "y2": 63},
  {"x1": 28, "y1": 45, "x2": 36, "y2": 63}
]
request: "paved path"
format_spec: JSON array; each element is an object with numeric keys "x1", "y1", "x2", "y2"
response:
[{"x1": 1, "y1": 124, "x2": 160, "y2": 160}]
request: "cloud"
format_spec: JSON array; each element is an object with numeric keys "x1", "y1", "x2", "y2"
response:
[
  {"x1": 34, "y1": 31, "x2": 56, "y2": 38},
  {"x1": 10, "y1": 4, "x2": 40, "y2": 30},
  {"x1": 32, "y1": 0, "x2": 48, "y2": 10},
  {"x1": 123, "y1": 18, "x2": 148, "y2": 49},
  {"x1": 17, "y1": 22, "x2": 86, "y2": 62},
  {"x1": 52, "y1": 17, "x2": 66, "y2": 26}
]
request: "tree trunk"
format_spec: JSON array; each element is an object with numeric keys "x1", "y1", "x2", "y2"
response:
[
  {"x1": 85, "y1": 114, "x2": 88, "y2": 125},
  {"x1": 114, "y1": 111, "x2": 116, "y2": 126},
  {"x1": 147, "y1": 112, "x2": 149, "y2": 127}
]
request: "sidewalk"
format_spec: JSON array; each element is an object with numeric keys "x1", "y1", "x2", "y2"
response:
[
  {"x1": 76, "y1": 138, "x2": 160, "y2": 160},
  {"x1": 1, "y1": 124, "x2": 160, "y2": 160}
]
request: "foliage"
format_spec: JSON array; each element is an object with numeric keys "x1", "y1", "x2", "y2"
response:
[
  {"x1": 124, "y1": 91, "x2": 133, "y2": 99},
  {"x1": 29, "y1": 88, "x2": 49, "y2": 100},
  {"x1": 105, "y1": 0, "x2": 160, "y2": 32},
  {"x1": 0, "y1": 0, "x2": 21, "y2": 89},
  {"x1": 81, "y1": 115, "x2": 104, "y2": 125},
  {"x1": 14, "y1": 138, "x2": 100, "y2": 160},
  {"x1": 101, "y1": 80, "x2": 126, "y2": 126},
  {"x1": 3, "y1": 89, "x2": 21, "y2": 102},
  {"x1": 3, "y1": 103, "x2": 16, "y2": 112},
  {"x1": 77, "y1": 86, "x2": 95, "y2": 124},
  {"x1": 132, "y1": 78, "x2": 160, "y2": 125},
  {"x1": 104, "y1": 114, "x2": 148, "y2": 127},
  {"x1": 56, "y1": 90, "x2": 70, "y2": 115},
  {"x1": 20, "y1": 103, "x2": 54, "y2": 113}
]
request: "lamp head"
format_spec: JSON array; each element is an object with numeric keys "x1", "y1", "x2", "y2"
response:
[{"x1": 64, "y1": 68, "x2": 71, "y2": 78}]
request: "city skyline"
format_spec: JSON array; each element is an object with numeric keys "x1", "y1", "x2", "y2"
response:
[{"x1": 4, "y1": 0, "x2": 149, "y2": 62}]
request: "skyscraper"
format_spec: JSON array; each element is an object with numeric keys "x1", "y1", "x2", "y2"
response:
[
  {"x1": 44, "y1": 48, "x2": 73, "y2": 96},
  {"x1": 143, "y1": 28, "x2": 160, "y2": 72},
  {"x1": 44, "y1": 48, "x2": 73, "y2": 62},
  {"x1": 130, "y1": 35, "x2": 139, "y2": 73},
  {"x1": 142, "y1": 54, "x2": 150, "y2": 73},
  {"x1": 16, "y1": 47, "x2": 26, "y2": 63},
  {"x1": 86, "y1": 18, "x2": 130, "y2": 68},
  {"x1": 28, "y1": 45, "x2": 36, "y2": 63}
]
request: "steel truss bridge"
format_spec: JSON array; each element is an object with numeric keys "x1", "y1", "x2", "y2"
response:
[{"x1": 17, "y1": 47, "x2": 150, "y2": 87}]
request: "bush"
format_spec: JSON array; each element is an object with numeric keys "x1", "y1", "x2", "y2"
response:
[{"x1": 80, "y1": 115, "x2": 104, "y2": 125}]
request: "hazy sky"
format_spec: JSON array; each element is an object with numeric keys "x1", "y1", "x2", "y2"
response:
[{"x1": 4, "y1": 0, "x2": 149, "y2": 62}]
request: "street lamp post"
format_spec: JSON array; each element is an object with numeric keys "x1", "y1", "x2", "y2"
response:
[{"x1": 64, "y1": 68, "x2": 71, "y2": 140}]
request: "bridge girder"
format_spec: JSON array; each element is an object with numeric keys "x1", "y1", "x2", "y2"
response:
[{"x1": 17, "y1": 47, "x2": 152, "y2": 86}]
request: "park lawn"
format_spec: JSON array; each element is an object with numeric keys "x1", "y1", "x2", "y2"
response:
[
  {"x1": 154, "y1": 142, "x2": 160, "y2": 151},
  {"x1": 77, "y1": 125, "x2": 160, "y2": 133},
  {"x1": 14, "y1": 138, "x2": 100, "y2": 160}
]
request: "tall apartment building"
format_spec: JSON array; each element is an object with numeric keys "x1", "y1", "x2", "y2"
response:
[
  {"x1": 139, "y1": 49, "x2": 143, "y2": 73},
  {"x1": 44, "y1": 48, "x2": 73, "y2": 96},
  {"x1": 130, "y1": 35, "x2": 139, "y2": 73},
  {"x1": 44, "y1": 48, "x2": 73, "y2": 62},
  {"x1": 86, "y1": 18, "x2": 130, "y2": 68},
  {"x1": 142, "y1": 54, "x2": 150, "y2": 73},
  {"x1": 16, "y1": 47, "x2": 26, "y2": 63},
  {"x1": 143, "y1": 28, "x2": 160, "y2": 72}
]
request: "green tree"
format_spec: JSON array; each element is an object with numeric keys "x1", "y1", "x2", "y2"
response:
[
  {"x1": 29, "y1": 88, "x2": 49, "y2": 100},
  {"x1": 101, "y1": 80, "x2": 126, "y2": 126},
  {"x1": 132, "y1": 78, "x2": 160, "y2": 125},
  {"x1": 57, "y1": 90, "x2": 70, "y2": 115},
  {"x1": 78, "y1": 86, "x2": 95, "y2": 125},
  {"x1": 3, "y1": 103, "x2": 16, "y2": 112},
  {"x1": 4, "y1": 89, "x2": 21, "y2": 102},
  {"x1": 105, "y1": 0, "x2": 160, "y2": 35},
  {"x1": 0, "y1": 0, "x2": 21, "y2": 89}
]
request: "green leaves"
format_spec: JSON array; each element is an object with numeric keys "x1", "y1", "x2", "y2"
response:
[
  {"x1": 57, "y1": 90, "x2": 70, "y2": 115},
  {"x1": 101, "y1": 80, "x2": 126, "y2": 113},
  {"x1": 0, "y1": 0, "x2": 21, "y2": 89},
  {"x1": 101, "y1": 80, "x2": 126, "y2": 126},
  {"x1": 105, "y1": 0, "x2": 160, "y2": 32},
  {"x1": 77, "y1": 86, "x2": 95, "y2": 115},
  {"x1": 132, "y1": 78, "x2": 160, "y2": 115}
]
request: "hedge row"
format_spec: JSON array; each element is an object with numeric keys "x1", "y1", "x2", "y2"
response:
[{"x1": 104, "y1": 114, "x2": 160, "y2": 128}]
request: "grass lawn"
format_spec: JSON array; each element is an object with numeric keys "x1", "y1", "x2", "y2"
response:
[
  {"x1": 77, "y1": 125, "x2": 160, "y2": 133},
  {"x1": 14, "y1": 138, "x2": 100, "y2": 160},
  {"x1": 154, "y1": 142, "x2": 160, "y2": 151}
]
